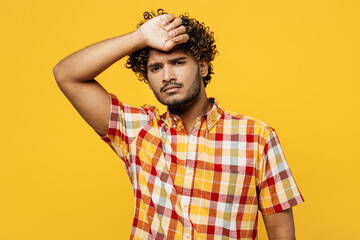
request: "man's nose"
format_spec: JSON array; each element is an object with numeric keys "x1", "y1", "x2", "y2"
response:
[{"x1": 162, "y1": 64, "x2": 176, "y2": 83}]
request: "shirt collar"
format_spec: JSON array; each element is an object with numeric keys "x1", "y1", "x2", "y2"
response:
[{"x1": 161, "y1": 98, "x2": 224, "y2": 131}]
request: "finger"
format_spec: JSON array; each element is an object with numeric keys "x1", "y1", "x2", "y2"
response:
[
  {"x1": 172, "y1": 33, "x2": 189, "y2": 43},
  {"x1": 160, "y1": 14, "x2": 175, "y2": 26},
  {"x1": 168, "y1": 25, "x2": 186, "y2": 37},
  {"x1": 164, "y1": 17, "x2": 182, "y2": 31},
  {"x1": 163, "y1": 34, "x2": 189, "y2": 51}
]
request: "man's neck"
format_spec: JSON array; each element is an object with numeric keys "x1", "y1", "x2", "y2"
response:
[{"x1": 168, "y1": 91, "x2": 212, "y2": 134}]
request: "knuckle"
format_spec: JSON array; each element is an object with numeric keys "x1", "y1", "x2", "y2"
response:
[
  {"x1": 172, "y1": 29, "x2": 178, "y2": 35},
  {"x1": 175, "y1": 35, "x2": 184, "y2": 42},
  {"x1": 166, "y1": 23, "x2": 173, "y2": 31}
]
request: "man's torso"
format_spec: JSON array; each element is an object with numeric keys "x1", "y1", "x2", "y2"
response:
[{"x1": 101, "y1": 94, "x2": 304, "y2": 240}]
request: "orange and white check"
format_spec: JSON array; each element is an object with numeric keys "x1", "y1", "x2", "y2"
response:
[{"x1": 100, "y1": 93, "x2": 304, "y2": 240}]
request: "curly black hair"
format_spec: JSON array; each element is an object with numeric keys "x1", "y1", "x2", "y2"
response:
[{"x1": 125, "y1": 9, "x2": 218, "y2": 87}]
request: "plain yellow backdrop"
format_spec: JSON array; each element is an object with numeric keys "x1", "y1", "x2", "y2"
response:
[{"x1": 1, "y1": 0, "x2": 359, "y2": 239}]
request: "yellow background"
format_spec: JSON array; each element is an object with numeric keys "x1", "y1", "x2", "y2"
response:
[{"x1": 1, "y1": 0, "x2": 359, "y2": 239}]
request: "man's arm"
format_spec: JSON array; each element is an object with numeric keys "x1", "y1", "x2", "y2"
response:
[
  {"x1": 262, "y1": 208, "x2": 296, "y2": 240},
  {"x1": 53, "y1": 14, "x2": 188, "y2": 136}
]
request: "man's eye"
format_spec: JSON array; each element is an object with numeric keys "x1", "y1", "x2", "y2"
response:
[
  {"x1": 175, "y1": 61, "x2": 185, "y2": 65},
  {"x1": 150, "y1": 67, "x2": 160, "y2": 72}
]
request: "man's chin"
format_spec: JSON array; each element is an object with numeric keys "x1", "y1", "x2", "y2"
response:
[
  {"x1": 162, "y1": 96, "x2": 198, "y2": 107},
  {"x1": 161, "y1": 99, "x2": 184, "y2": 107}
]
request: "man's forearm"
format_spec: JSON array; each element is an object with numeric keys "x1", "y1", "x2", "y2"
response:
[{"x1": 53, "y1": 29, "x2": 146, "y2": 83}]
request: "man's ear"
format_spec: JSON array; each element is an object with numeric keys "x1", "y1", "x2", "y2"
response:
[{"x1": 199, "y1": 61, "x2": 209, "y2": 77}]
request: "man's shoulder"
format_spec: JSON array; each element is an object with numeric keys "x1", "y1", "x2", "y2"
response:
[{"x1": 222, "y1": 109, "x2": 275, "y2": 133}]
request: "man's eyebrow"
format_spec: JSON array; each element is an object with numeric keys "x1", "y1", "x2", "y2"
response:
[
  {"x1": 170, "y1": 57, "x2": 187, "y2": 63},
  {"x1": 148, "y1": 62, "x2": 161, "y2": 68},
  {"x1": 148, "y1": 57, "x2": 187, "y2": 68}
]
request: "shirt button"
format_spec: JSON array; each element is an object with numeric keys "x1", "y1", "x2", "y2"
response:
[
  {"x1": 184, "y1": 233, "x2": 191, "y2": 238},
  {"x1": 187, "y1": 169, "x2": 193, "y2": 175}
]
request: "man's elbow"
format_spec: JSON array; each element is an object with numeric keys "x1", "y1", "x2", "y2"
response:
[
  {"x1": 53, "y1": 63, "x2": 63, "y2": 83},
  {"x1": 53, "y1": 62, "x2": 70, "y2": 86}
]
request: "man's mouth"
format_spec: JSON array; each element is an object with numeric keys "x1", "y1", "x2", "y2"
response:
[{"x1": 161, "y1": 83, "x2": 183, "y2": 92}]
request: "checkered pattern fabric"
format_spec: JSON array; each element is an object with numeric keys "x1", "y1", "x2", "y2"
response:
[{"x1": 100, "y1": 93, "x2": 304, "y2": 240}]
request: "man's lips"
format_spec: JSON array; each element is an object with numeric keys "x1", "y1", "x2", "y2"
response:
[
  {"x1": 161, "y1": 83, "x2": 183, "y2": 92},
  {"x1": 163, "y1": 85, "x2": 181, "y2": 93}
]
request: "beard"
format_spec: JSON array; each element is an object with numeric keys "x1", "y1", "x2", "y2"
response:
[{"x1": 151, "y1": 68, "x2": 202, "y2": 107}]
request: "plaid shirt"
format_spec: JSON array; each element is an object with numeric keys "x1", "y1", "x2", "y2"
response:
[{"x1": 100, "y1": 94, "x2": 304, "y2": 240}]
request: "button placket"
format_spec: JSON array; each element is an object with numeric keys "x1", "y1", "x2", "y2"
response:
[{"x1": 181, "y1": 131, "x2": 198, "y2": 239}]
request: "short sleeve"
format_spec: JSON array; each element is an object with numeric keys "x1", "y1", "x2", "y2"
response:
[
  {"x1": 99, "y1": 93, "x2": 152, "y2": 171},
  {"x1": 257, "y1": 129, "x2": 304, "y2": 215}
]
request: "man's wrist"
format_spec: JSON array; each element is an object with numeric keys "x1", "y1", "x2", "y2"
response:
[{"x1": 132, "y1": 28, "x2": 148, "y2": 51}]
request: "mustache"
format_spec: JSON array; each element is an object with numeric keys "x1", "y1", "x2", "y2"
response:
[{"x1": 160, "y1": 82, "x2": 183, "y2": 92}]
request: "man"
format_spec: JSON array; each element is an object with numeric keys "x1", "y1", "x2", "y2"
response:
[{"x1": 53, "y1": 9, "x2": 304, "y2": 240}]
